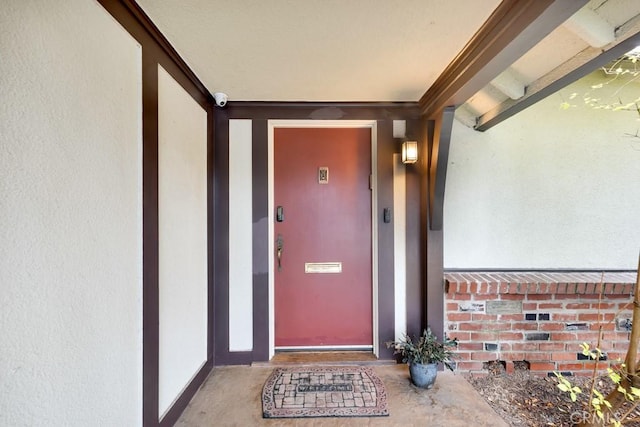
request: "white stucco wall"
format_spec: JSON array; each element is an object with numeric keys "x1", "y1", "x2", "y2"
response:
[
  {"x1": 0, "y1": 1, "x2": 143, "y2": 426},
  {"x1": 445, "y1": 72, "x2": 640, "y2": 269},
  {"x1": 157, "y1": 66, "x2": 208, "y2": 417}
]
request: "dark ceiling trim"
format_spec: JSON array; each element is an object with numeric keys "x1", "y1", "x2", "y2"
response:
[
  {"x1": 418, "y1": 0, "x2": 588, "y2": 118},
  {"x1": 227, "y1": 101, "x2": 421, "y2": 109},
  {"x1": 475, "y1": 29, "x2": 640, "y2": 131},
  {"x1": 106, "y1": 0, "x2": 212, "y2": 102}
]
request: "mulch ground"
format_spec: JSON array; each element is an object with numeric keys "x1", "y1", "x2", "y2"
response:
[{"x1": 465, "y1": 362, "x2": 640, "y2": 426}]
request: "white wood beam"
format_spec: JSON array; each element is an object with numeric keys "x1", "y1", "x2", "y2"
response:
[
  {"x1": 490, "y1": 67, "x2": 526, "y2": 100},
  {"x1": 563, "y1": 7, "x2": 615, "y2": 48}
]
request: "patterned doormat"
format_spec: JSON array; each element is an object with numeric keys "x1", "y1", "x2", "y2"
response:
[{"x1": 262, "y1": 366, "x2": 389, "y2": 418}]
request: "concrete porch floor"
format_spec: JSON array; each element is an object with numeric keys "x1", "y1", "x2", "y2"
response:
[{"x1": 175, "y1": 364, "x2": 509, "y2": 426}]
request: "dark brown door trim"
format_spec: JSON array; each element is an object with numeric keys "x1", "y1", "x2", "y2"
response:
[{"x1": 214, "y1": 103, "x2": 421, "y2": 364}]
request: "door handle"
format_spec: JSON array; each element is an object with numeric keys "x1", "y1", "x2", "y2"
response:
[{"x1": 276, "y1": 234, "x2": 284, "y2": 271}]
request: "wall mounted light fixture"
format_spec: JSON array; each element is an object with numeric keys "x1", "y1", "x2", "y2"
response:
[{"x1": 401, "y1": 141, "x2": 418, "y2": 164}]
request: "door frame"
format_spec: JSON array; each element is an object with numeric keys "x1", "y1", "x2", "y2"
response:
[{"x1": 267, "y1": 120, "x2": 379, "y2": 358}]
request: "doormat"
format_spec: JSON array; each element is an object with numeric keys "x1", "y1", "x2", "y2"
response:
[{"x1": 262, "y1": 366, "x2": 389, "y2": 418}]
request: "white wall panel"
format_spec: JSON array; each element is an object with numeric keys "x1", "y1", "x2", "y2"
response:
[
  {"x1": 157, "y1": 66, "x2": 208, "y2": 416},
  {"x1": 228, "y1": 119, "x2": 254, "y2": 351},
  {"x1": 445, "y1": 72, "x2": 640, "y2": 269},
  {"x1": 0, "y1": 1, "x2": 142, "y2": 425},
  {"x1": 393, "y1": 154, "x2": 407, "y2": 341}
]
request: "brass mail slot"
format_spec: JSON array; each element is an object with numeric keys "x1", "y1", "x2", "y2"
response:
[{"x1": 304, "y1": 262, "x2": 342, "y2": 274}]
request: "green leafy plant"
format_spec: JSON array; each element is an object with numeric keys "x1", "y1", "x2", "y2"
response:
[
  {"x1": 554, "y1": 255, "x2": 640, "y2": 426},
  {"x1": 555, "y1": 345, "x2": 640, "y2": 426},
  {"x1": 386, "y1": 328, "x2": 458, "y2": 371}
]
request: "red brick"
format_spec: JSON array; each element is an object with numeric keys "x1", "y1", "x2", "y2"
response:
[
  {"x1": 529, "y1": 361, "x2": 556, "y2": 371},
  {"x1": 591, "y1": 303, "x2": 616, "y2": 309},
  {"x1": 473, "y1": 294, "x2": 499, "y2": 301},
  {"x1": 617, "y1": 302, "x2": 633, "y2": 312},
  {"x1": 524, "y1": 351, "x2": 549, "y2": 359},
  {"x1": 447, "y1": 312, "x2": 472, "y2": 322},
  {"x1": 470, "y1": 332, "x2": 499, "y2": 341},
  {"x1": 566, "y1": 303, "x2": 590, "y2": 309},
  {"x1": 523, "y1": 302, "x2": 538, "y2": 310},
  {"x1": 501, "y1": 352, "x2": 526, "y2": 360},
  {"x1": 551, "y1": 332, "x2": 578, "y2": 341},
  {"x1": 469, "y1": 283, "x2": 478, "y2": 293},
  {"x1": 511, "y1": 322, "x2": 539, "y2": 331},
  {"x1": 552, "y1": 313, "x2": 578, "y2": 321},
  {"x1": 539, "y1": 342, "x2": 565, "y2": 351},
  {"x1": 472, "y1": 313, "x2": 498, "y2": 321},
  {"x1": 538, "y1": 283, "x2": 549, "y2": 294},
  {"x1": 480, "y1": 322, "x2": 512, "y2": 331},
  {"x1": 556, "y1": 362, "x2": 586, "y2": 371},
  {"x1": 446, "y1": 302, "x2": 459, "y2": 311},
  {"x1": 552, "y1": 352, "x2": 579, "y2": 361},
  {"x1": 497, "y1": 332, "x2": 524, "y2": 341},
  {"x1": 590, "y1": 323, "x2": 615, "y2": 332},
  {"x1": 458, "y1": 342, "x2": 483, "y2": 351},
  {"x1": 606, "y1": 294, "x2": 632, "y2": 299},
  {"x1": 548, "y1": 283, "x2": 558, "y2": 293},
  {"x1": 471, "y1": 352, "x2": 499, "y2": 361},
  {"x1": 458, "y1": 322, "x2": 484, "y2": 331},
  {"x1": 576, "y1": 283, "x2": 587, "y2": 294},
  {"x1": 580, "y1": 294, "x2": 602, "y2": 300},
  {"x1": 578, "y1": 313, "x2": 614, "y2": 322},
  {"x1": 500, "y1": 293, "x2": 524, "y2": 301},
  {"x1": 500, "y1": 314, "x2": 524, "y2": 321},
  {"x1": 539, "y1": 323, "x2": 566, "y2": 331},
  {"x1": 455, "y1": 352, "x2": 472, "y2": 360},
  {"x1": 453, "y1": 293, "x2": 471, "y2": 301},
  {"x1": 605, "y1": 352, "x2": 625, "y2": 362},
  {"x1": 612, "y1": 341, "x2": 630, "y2": 350},
  {"x1": 602, "y1": 331, "x2": 630, "y2": 341},
  {"x1": 505, "y1": 362, "x2": 515, "y2": 374},
  {"x1": 553, "y1": 294, "x2": 580, "y2": 300},
  {"x1": 527, "y1": 294, "x2": 551, "y2": 301},
  {"x1": 510, "y1": 342, "x2": 538, "y2": 351},
  {"x1": 447, "y1": 332, "x2": 470, "y2": 341},
  {"x1": 539, "y1": 303, "x2": 563, "y2": 309}
]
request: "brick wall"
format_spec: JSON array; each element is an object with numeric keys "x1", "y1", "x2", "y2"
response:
[{"x1": 444, "y1": 272, "x2": 637, "y2": 376}]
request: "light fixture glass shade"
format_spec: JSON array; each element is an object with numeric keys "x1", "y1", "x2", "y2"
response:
[{"x1": 402, "y1": 141, "x2": 418, "y2": 164}]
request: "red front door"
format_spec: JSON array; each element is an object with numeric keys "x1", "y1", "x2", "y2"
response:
[{"x1": 274, "y1": 127, "x2": 372, "y2": 348}]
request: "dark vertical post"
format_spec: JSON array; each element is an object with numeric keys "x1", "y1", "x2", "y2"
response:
[
  {"x1": 422, "y1": 107, "x2": 454, "y2": 340},
  {"x1": 142, "y1": 50, "x2": 160, "y2": 427},
  {"x1": 376, "y1": 120, "x2": 395, "y2": 358},
  {"x1": 405, "y1": 119, "x2": 424, "y2": 338},
  {"x1": 252, "y1": 119, "x2": 270, "y2": 361}
]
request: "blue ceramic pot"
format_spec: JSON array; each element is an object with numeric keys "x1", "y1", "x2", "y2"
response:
[{"x1": 409, "y1": 362, "x2": 438, "y2": 389}]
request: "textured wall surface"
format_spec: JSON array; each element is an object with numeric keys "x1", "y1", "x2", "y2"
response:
[
  {"x1": 445, "y1": 73, "x2": 640, "y2": 269},
  {"x1": 0, "y1": 1, "x2": 143, "y2": 425},
  {"x1": 157, "y1": 66, "x2": 208, "y2": 416}
]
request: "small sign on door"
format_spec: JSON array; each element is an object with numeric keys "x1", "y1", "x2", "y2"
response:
[{"x1": 318, "y1": 167, "x2": 329, "y2": 184}]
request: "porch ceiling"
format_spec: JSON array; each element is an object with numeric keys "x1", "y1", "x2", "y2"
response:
[{"x1": 137, "y1": 0, "x2": 640, "y2": 129}]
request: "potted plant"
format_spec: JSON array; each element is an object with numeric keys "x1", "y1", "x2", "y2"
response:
[{"x1": 386, "y1": 328, "x2": 458, "y2": 389}]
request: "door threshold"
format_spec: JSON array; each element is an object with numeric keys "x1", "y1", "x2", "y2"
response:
[{"x1": 252, "y1": 350, "x2": 396, "y2": 367}]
